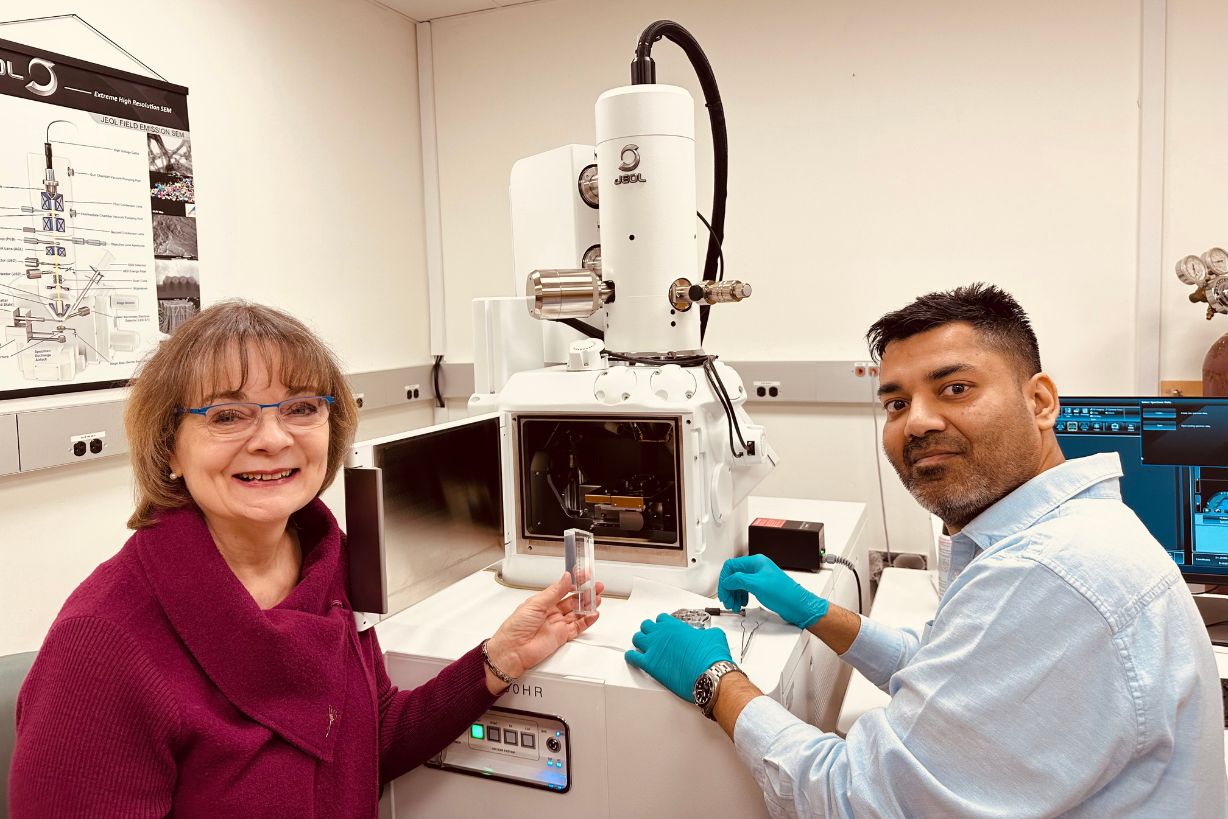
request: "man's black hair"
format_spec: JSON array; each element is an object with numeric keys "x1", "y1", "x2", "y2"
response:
[{"x1": 865, "y1": 283, "x2": 1042, "y2": 377}]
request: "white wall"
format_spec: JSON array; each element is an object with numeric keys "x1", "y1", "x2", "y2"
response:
[
  {"x1": 1, "y1": 0, "x2": 431, "y2": 367},
  {"x1": 0, "y1": 0, "x2": 433, "y2": 655},
  {"x1": 1161, "y1": 0, "x2": 1228, "y2": 379},
  {"x1": 428, "y1": 0, "x2": 1144, "y2": 392},
  {"x1": 423, "y1": 0, "x2": 1151, "y2": 557}
]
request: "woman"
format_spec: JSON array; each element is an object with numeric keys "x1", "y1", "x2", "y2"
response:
[{"x1": 9, "y1": 301, "x2": 601, "y2": 817}]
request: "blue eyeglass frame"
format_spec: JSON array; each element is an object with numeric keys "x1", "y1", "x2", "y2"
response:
[{"x1": 177, "y1": 395, "x2": 335, "y2": 417}]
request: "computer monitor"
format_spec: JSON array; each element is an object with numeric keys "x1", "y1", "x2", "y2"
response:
[{"x1": 1055, "y1": 397, "x2": 1228, "y2": 584}]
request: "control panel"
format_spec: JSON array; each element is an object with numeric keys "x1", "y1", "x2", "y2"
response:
[{"x1": 428, "y1": 705, "x2": 571, "y2": 793}]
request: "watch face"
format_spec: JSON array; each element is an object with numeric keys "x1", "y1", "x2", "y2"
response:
[{"x1": 694, "y1": 674, "x2": 715, "y2": 707}]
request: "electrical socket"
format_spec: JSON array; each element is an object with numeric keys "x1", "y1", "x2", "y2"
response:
[
  {"x1": 851, "y1": 362, "x2": 879, "y2": 378},
  {"x1": 404, "y1": 384, "x2": 421, "y2": 400},
  {"x1": 353, "y1": 392, "x2": 365, "y2": 409},
  {"x1": 752, "y1": 380, "x2": 782, "y2": 399}
]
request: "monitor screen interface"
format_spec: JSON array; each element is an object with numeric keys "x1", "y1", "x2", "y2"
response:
[{"x1": 1055, "y1": 397, "x2": 1228, "y2": 582}]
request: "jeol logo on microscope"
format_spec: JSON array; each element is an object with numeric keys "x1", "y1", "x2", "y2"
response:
[{"x1": 614, "y1": 143, "x2": 646, "y2": 186}]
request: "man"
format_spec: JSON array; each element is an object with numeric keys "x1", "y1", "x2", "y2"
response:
[{"x1": 626, "y1": 284, "x2": 1226, "y2": 817}]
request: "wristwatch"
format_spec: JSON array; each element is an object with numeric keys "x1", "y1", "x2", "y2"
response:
[{"x1": 693, "y1": 660, "x2": 742, "y2": 720}]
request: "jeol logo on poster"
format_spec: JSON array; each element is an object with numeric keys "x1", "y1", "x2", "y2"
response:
[{"x1": 1, "y1": 57, "x2": 59, "y2": 98}]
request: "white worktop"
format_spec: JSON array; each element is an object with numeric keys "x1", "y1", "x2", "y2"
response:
[{"x1": 377, "y1": 495, "x2": 868, "y2": 694}]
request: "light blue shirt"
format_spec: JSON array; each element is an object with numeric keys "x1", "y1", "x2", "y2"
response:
[{"x1": 734, "y1": 453, "x2": 1227, "y2": 817}]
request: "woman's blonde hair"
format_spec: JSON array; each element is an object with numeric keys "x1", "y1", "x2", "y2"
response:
[{"x1": 125, "y1": 300, "x2": 359, "y2": 529}]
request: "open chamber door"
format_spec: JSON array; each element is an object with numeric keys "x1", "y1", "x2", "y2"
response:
[{"x1": 344, "y1": 413, "x2": 504, "y2": 622}]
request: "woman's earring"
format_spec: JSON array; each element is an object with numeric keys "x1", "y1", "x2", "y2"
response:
[{"x1": 168, "y1": 471, "x2": 179, "y2": 481}]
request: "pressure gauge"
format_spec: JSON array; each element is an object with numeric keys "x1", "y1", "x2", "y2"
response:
[
  {"x1": 582, "y1": 243, "x2": 602, "y2": 272},
  {"x1": 1207, "y1": 277, "x2": 1228, "y2": 315},
  {"x1": 577, "y1": 164, "x2": 599, "y2": 208},
  {"x1": 1202, "y1": 247, "x2": 1228, "y2": 276},
  {"x1": 1176, "y1": 254, "x2": 1209, "y2": 286}
]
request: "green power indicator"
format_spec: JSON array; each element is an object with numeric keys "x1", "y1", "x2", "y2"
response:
[{"x1": 470, "y1": 724, "x2": 485, "y2": 740}]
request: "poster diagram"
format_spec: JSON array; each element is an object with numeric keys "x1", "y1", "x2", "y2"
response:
[{"x1": 0, "y1": 37, "x2": 194, "y2": 399}]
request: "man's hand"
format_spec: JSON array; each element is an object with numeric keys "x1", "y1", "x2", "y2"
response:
[
  {"x1": 625, "y1": 614, "x2": 733, "y2": 701},
  {"x1": 486, "y1": 572, "x2": 603, "y2": 694},
  {"x1": 718, "y1": 554, "x2": 829, "y2": 628}
]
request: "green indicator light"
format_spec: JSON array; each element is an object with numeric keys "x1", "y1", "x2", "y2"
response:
[{"x1": 470, "y1": 724, "x2": 485, "y2": 740}]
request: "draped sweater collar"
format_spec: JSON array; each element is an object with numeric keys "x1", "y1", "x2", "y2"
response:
[{"x1": 134, "y1": 498, "x2": 352, "y2": 761}]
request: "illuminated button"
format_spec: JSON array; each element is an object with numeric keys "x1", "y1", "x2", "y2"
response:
[
  {"x1": 470, "y1": 724, "x2": 485, "y2": 740},
  {"x1": 521, "y1": 732, "x2": 535, "y2": 748},
  {"x1": 547, "y1": 759, "x2": 554, "y2": 767},
  {"x1": 487, "y1": 727, "x2": 501, "y2": 743},
  {"x1": 505, "y1": 731, "x2": 518, "y2": 746}
]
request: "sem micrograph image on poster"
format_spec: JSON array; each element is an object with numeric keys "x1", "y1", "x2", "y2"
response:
[{"x1": 0, "y1": 37, "x2": 195, "y2": 399}]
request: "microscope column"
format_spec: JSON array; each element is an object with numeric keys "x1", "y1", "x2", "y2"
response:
[{"x1": 595, "y1": 84, "x2": 700, "y2": 355}]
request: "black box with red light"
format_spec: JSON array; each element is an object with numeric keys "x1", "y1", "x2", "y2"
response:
[{"x1": 748, "y1": 517, "x2": 826, "y2": 572}]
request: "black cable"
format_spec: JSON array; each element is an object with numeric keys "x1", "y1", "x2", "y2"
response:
[
  {"x1": 604, "y1": 350, "x2": 746, "y2": 457},
  {"x1": 703, "y1": 358, "x2": 747, "y2": 457},
  {"x1": 825, "y1": 554, "x2": 863, "y2": 615},
  {"x1": 703, "y1": 362, "x2": 743, "y2": 458},
  {"x1": 707, "y1": 359, "x2": 747, "y2": 447},
  {"x1": 696, "y1": 211, "x2": 724, "y2": 282},
  {"x1": 554, "y1": 318, "x2": 604, "y2": 340},
  {"x1": 630, "y1": 20, "x2": 727, "y2": 343},
  {"x1": 870, "y1": 403, "x2": 893, "y2": 567},
  {"x1": 431, "y1": 355, "x2": 444, "y2": 408},
  {"x1": 606, "y1": 350, "x2": 708, "y2": 367}
]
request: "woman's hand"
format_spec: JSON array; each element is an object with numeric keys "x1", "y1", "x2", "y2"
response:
[{"x1": 484, "y1": 572, "x2": 603, "y2": 694}]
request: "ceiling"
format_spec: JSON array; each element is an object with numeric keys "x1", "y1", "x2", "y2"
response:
[{"x1": 372, "y1": 0, "x2": 547, "y2": 23}]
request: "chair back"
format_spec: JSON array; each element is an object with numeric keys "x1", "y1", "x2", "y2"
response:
[{"x1": 0, "y1": 652, "x2": 37, "y2": 819}]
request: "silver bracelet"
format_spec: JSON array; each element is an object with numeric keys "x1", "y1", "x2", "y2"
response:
[{"x1": 481, "y1": 638, "x2": 518, "y2": 685}]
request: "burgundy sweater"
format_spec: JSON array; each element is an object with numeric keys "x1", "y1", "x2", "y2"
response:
[{"x1": 9, "y1": 498, "x2": 498, "y2": 818}]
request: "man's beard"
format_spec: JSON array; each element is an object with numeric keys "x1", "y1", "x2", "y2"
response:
[{"x1": 888, "y1": 423, "x2": 1039, "y2": 530}]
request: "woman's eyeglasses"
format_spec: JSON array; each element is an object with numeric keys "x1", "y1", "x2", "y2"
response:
[{"x1": 177, "y1": 396, "x2": 334, "y2": 438}]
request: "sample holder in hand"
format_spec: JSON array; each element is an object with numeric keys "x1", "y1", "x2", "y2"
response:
[{"x1": 564, "y1": 528, "x2": 597, "y2": 615}]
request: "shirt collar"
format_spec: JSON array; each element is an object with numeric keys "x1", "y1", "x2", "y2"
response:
[
  {"x1": 954, "y1": 452, "x2": 1123, "y2": 552},
  {"x1": 134, "y1": 497, "x2": 352, "y2": 762}
]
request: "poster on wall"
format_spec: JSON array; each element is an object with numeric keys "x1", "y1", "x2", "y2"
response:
[{"x1": 0, "y1": 37, "x2": 196, "y2": 400}]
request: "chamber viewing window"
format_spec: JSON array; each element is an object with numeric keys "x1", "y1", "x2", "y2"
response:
[{"x1": 518, "y1": 415, "x2": 682, "y2": 548}]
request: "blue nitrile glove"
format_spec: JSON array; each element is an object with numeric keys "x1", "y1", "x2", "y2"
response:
[
  {"x1": 718, "y1": 554, "x2": 830, "y2": 628},
  {"x1": 624, "y1": 613, "x2": 734, "y2": 701}
]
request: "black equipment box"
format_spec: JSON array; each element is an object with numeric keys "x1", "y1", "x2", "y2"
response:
[{"x1": 748, "y1": 517, "x2": 825, "y2": 572}]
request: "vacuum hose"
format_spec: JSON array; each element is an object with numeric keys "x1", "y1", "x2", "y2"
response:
[{"x1": 630, "y1": 20, "x2": 728, "y2": 343}]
